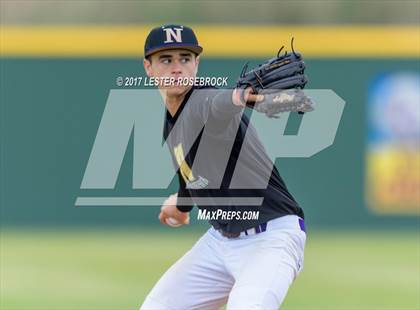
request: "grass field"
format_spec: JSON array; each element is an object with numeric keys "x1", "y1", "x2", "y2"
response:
[{"x1": 1, "y1": 228, "x2": 419, "y2": 310}]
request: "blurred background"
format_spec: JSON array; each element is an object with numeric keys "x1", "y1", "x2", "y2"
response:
[{"x1": 1, "y1": 1, "x2": 419, "y2": 309}]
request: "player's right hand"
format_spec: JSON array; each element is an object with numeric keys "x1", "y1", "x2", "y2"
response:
[
  {"x1": 159, "y1": 193, "x2": 190, "y2": 227},
  {"x1": 232, "y1": 87, "x2": 265, "y2": 107}
]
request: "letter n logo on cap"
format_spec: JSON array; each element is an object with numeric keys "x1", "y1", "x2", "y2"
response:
[{"x1": 163, "y1": 27, "x2": 183, "y2": 43}]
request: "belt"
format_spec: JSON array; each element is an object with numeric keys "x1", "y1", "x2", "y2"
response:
[
  {"x1": 217, "y1": 216, "x2": 306, "y2": 239},
  {"x1": 217, "y1": 222, "x2": 269, "y2": 239}
]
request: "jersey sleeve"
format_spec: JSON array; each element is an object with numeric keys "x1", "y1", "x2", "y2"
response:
[
  {"x1": 191, "y1": 88, "x2": 244, "y2": 137},
  {"x1": 176, "y1": 174, "x2": 194, "y2": 213},
  {"x1": 210, "y1": 89, "x2": 244, "y2": 120},
  {"x1": 192, "y1": 88, "x2": 242, "y2": 121},
  {"x1": 176, "y1": 188, "x2": 193, "y2": 212}
]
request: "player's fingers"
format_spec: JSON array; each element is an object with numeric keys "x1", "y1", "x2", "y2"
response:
[
  {"x1": 161, "y1": 198, "x2": 172, "y2": 212},
  {"x1": 254, "y1": 94, "x2": 265, "y2": 102},
  {"x1": 161, "y1": 204, "x2": 173, "y2": 215},
  {"x1": 247, "y1": 93, "x2": 265, "y2": 103},
  {"x1": 158, "y1": 211, "x2": 167, "y2": 225}
]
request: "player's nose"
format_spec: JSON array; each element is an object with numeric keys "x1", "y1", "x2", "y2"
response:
[{"x1": 171, "y1": 61, "x2": 183, "y2": 75}]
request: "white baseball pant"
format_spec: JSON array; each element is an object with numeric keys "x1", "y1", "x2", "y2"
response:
[{"x1": 140, "y1": 214, "x2": 306, "y2": 310}]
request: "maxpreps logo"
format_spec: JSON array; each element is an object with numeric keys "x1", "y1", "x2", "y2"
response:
[{"x1": 75, "y1": 89, "x2": 345, "y2": 207}]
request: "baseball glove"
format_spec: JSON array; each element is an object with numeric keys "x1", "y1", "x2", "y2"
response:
[
  {"x1": 253, "y1": 89, "x2": 314, "y2": 118},
  {"x1": 236, "y1": 39, "x2": 314, "y2": 117}
]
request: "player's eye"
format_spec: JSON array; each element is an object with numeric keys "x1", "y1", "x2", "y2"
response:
[
  {"x1": 180, "y1": 58, "x2": 191, "y2": 64},
  {"x1": 161, "y1": 58, "x2": 171, "y2": 64}
]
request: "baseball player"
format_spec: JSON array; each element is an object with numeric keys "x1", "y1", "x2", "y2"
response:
[{"x1": 140, "y1": 24, "x2": 307, "y2": 310}]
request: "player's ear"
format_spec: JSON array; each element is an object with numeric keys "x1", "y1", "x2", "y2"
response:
[
  {"x1": 143, "y1": 58, "x2": 153, "y2": 77},
  {"x1": 194, "y1": 55, "x2": 200, "y2": 75}
]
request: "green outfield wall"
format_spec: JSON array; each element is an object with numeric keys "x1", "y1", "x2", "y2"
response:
[{"x1": 1, "y1": 57, "x2": 418, "y2": 228}]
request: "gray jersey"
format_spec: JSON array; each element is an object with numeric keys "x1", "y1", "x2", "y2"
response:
[{"x1": 163, "y1": 87, "x2": 304, "y2": 233}]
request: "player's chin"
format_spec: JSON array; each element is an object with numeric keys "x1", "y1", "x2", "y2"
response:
[{"x1": 164, "y1": 85, "x2": 191, "y2": 97}]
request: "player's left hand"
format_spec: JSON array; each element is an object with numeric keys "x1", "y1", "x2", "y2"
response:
[{"x1": 159, "y1": 193, "x2": 190, "y2": 227}]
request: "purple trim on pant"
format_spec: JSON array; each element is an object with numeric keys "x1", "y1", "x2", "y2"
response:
[
  {"x1": 255, "y1": 226, "x2": 261, "y2": 233},
  {"x1": 260, "y1": 222, "x2": 267, "y2": 232},
  {"x1": 298, "y1": 218, "x2": 306, "y2": 232}
]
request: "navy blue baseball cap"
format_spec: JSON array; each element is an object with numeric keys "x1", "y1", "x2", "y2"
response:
[{"x1": 144, "y1": 24, "x2": 203, "y2": 57}]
